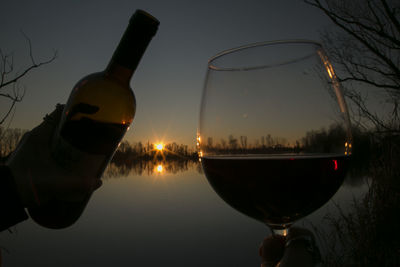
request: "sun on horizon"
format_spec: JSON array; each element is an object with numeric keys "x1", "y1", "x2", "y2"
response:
[{"x1": 155, "y1": 143, "x2": 164, "y2": 151}]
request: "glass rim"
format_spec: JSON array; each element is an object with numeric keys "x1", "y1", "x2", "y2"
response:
[{"x1": 208, "y1": 39, "x2": 323, "y2": 71}]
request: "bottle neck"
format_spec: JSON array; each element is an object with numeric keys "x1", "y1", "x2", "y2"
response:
[
  {"x1": 104, "y1": 62, "x2": 134, "y2": 85},
  {"x1": 104, "y1": 10, "x2": 159, "y2": 86},
  {"x1": 109, "y1": 10, "x2": 159, "y2": 73}
]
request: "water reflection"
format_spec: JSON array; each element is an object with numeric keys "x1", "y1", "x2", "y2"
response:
[
  {"x1": 102, "y1": 156, "x2": 370, "y2": 189},
  {"x1": 1, "y1": 156, "x2": 375, "y2": 266},
  {"x1": 103, "y1": 158, "x2": 202, "y2": 178},
  {"x1": 155, "y1": 164, "x2": 163, "y2": 173}
]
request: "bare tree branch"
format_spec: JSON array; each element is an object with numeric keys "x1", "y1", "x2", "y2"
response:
[
  {"x1": 0, "y1": 54, "x2": 56, "y2": 89},
  {"x1": 306, "y1": 0, "x2": 400, "y2": 78},
  {"x1": 0, "y1": 33, "x2": 57, "y2": 126},
  {"x1": 0, "y1": 97, "x2": 18, "y2": 125},
  {"x1": 305, "y1": 0, "x2": 400, "y2": 132},
  {"x1": 380, "y1": 0, "x2": 400, "y2": 34},
  {"x1": 1, "y1": 32, "x2": 57, "y2": 89},
  {"x1": 0, "y1": 49, "x2": 14, "y2": 86}
]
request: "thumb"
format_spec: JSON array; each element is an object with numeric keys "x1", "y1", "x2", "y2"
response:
[{"x1": 30, "y1": 104, "x2": 65, "y2": 138}]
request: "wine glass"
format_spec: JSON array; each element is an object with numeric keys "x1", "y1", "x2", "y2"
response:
[{"x1": 198, "y1": 40, "x2": 352, "y2": 236}]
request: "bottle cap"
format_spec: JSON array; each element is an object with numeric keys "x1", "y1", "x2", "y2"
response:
[{"x1": 130, "y1": 9, "x2": 160, "y2": 36}]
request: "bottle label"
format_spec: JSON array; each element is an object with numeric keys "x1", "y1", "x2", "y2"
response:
[{"x1": 52, "y1": 134, "x2": 109, "y2": 179}]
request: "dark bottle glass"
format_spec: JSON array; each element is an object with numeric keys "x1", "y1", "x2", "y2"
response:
[{"x1": 53, "y1": 10, "x2": 159, "y2": 177}]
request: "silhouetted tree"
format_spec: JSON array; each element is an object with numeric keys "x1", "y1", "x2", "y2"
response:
[
  {"x1": 207, "y1": 137, "x2": 213, "y2": 148},
  {"x1": 220, "y1": 138, "x2": 227, "y2": 149},
  {"x1": 305, "y1": 0, "x2": 400, "y2": 132},
  {"x1": 136, "y1": 141, "x2": 143, "y2": 155},
  {"x1": 228, "y1": 135, "x2": 238, "y2": 149},
  {"x1": 0, "y1": 127, "x2": 27, "y2": 158},
  {"x1": 240, "y1": 135, "x2": 247, "y2": 149},
  {"x1": 261, "y1": 136, "x2": 265, "y2": 147},
  {"x1": 0, "y1": 32, "x2": 57, "y2": 125},
  {"x1": 266, "y1": 134, "x2": 273, "y2": 147}
]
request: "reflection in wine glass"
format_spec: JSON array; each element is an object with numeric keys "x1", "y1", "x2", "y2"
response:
[{"x1": 198, "y1": 40, "x2": 352, "y2": 236}]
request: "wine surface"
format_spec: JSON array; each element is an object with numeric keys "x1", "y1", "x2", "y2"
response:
[
  {"x1": 61, "y1": 117, "x2": 128, "y2": 155},
  {"x1": 201, "y1": 154, "x2": 349, "y2": 228}
]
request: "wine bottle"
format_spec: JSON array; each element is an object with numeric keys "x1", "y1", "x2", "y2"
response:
[{"x1": 52, "y1": 9, "x2": 159, "y2": 177}]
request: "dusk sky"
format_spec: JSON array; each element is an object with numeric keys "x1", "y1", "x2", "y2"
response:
[{"x1": 1, "y1": 0, "x2": 333, "y2": 147}]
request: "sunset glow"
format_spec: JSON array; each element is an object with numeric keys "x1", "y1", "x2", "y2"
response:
[
  {"x1": 197, "y1": 136, "x2": 201, "y2": 146},
  {"x1": 155, "y1": 143, "x2": 164, "y2": 151}
]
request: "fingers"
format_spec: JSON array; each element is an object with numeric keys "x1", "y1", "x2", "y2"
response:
[
  {"x1": 33, "y1": 104, "x2": 64, "y2": 131},
  {"x1": 286, "y1": 227, "x2": 315, "y2": 242},
  {"x1": 260, "y1": 228, "x2": 319, "y2": 267},
  {"x1": 260, "y1": 234, "x2": 286, "y2": 267},
  {"x1": 43, "y1": 103, "x2": 65, "y2": 124},
  {"x1": 29, "y1": 104, "x2": 65, "y2": 144}
]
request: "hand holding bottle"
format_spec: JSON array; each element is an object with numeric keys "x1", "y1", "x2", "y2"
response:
[
  {"x1": 6, "y1": 9, "x2": 159, "y2": 229},
  {"x1": 7, "y1": 105, "x2": 102, "y2": 204},
  {"x1": 7, "y1": 104, "x2": 102, "y2": 228}
]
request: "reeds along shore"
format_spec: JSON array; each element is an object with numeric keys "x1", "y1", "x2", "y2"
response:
[{"x1": 317, "y1": 133, "x2": 400, "y2": 266}]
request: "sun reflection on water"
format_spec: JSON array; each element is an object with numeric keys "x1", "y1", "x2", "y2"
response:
[
  {"x1": 156, "y1": 164, "x2": 163, "y2": 173},
  {"x1": 103, "y1": 160, "x2": 201, "y2": 179}
]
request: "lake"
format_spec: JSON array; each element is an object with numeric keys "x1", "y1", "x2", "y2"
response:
[{"x1": 1, "y1": 160, "x2": 368, "y2": 266}]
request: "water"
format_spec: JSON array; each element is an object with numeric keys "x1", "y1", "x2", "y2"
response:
[{"x1": 0, "y1": 161, "x2": 368, "y2": 266}]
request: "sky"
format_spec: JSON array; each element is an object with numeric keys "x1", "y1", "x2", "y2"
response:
[{"x1": 0, "y1": 0, "x2": 333, "y2": 147}]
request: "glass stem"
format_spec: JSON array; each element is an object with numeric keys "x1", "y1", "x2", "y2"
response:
[{"x1": 270, "y1": 227, "x2": 288, "y2": 236}]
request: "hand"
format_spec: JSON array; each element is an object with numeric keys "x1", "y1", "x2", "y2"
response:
[
  {"x1": 260, "y1": 227, "x2": 321, "y2": 267},
  {"x1": 6, "y1": 104, "x2": 102, "y2": 228}
]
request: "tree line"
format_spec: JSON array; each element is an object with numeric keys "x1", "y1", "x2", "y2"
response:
[
  {"x1": 111, "y1": 140, "x2": 198, "y2": 164},
  {"x1": 201, "y1": 123, "x2": 352, "y2": 155},
  {"x1": 0, "y1": 130, "x2": 198, "y2": 163},
  {"x1": 0, "y1": 127, "x2": 27, "y2": 160}
]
